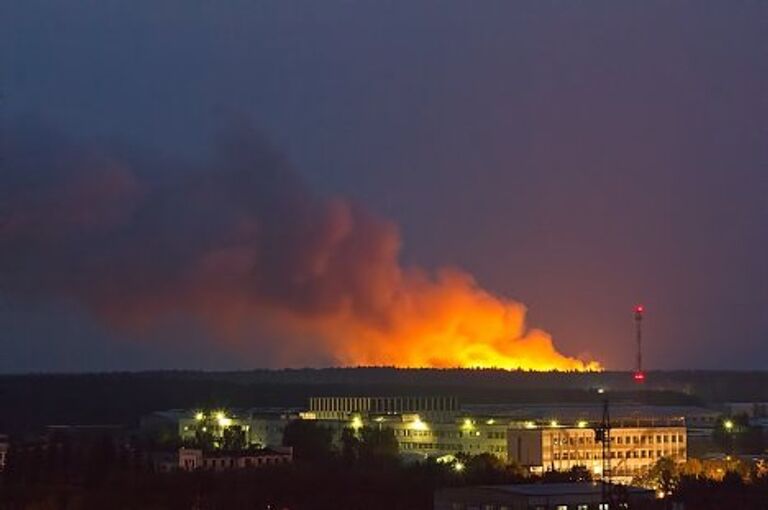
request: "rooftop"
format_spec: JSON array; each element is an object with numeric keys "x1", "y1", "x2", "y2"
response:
[{"x1": 477, "y1": 483, "x2": 652, "y2": 497}]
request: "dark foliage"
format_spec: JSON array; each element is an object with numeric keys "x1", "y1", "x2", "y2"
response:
[{"x1": 281, "y1": 420, "x2": 333, "y2": 461}]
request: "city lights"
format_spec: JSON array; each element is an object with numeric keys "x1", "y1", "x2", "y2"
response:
[
  {"x1": 411, "y1": 416, "x2": 428, "y2": 431},
  {"x1": 724, "y1": 420, "x2": 734, "y2": 431},
  {"x1": 550, "y1": 420, "x2": 559, "y2": 428},
  {"x1": 453, "y1": 462, "x2": 465, "y2": 472},
  {"x1": 577, "y1": 420, "x2": 588, "y2": 428},
  {"x1": 195, "y1": 412, "x2": 204, "y2": 421},
  {"x1": 524, "y1": 421, "x2": 536, "y2": 429}
]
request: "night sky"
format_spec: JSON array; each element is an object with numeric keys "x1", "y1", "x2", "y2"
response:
[{"x1": 2, "y1": 1, "x2": 767, "y2": 372}]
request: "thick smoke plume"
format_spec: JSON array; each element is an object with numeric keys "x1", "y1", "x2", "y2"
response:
[{"x1": 1, "y1": 123, "x2": 599, "y2": 371}]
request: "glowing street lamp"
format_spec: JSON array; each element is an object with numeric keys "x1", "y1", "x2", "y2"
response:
[
  {"x1": 195, "y1": 412, "x2": 204, "y2": 421},
  {"x1": 453, "y1": 462, "x2": 465, "y2": 472},
  {"x1": 724, "y1": 420, "x2": 734, "y2": 432}
]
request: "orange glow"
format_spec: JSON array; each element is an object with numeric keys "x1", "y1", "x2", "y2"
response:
[{"x1": 234, "y1": 257, "x2": 601, "y2": 372}]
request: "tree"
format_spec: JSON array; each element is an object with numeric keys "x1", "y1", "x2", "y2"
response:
[
  {"x1": 634, "y1": 456, "x2": 678, "y2": 494},
  {"x1": 281, "y1": 420, "x2": 333, "y2": 462},
  {"x1": 340, "y1": 427, "x2": 360, "y2": 462},
  {"x1": 221, "y1": 425, "x2": 246, "y2": 451},
  {"x1": 340, "y1": 427, "x2": 399, "y2": 464},
  {"x1": 455, "y1": 453, "x2": 527, "y2": 484},
  {"x1": 359, "y1": 427, "x2": 399, "y2": 461}
]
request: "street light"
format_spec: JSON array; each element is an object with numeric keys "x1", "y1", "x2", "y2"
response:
[{"x1": 724, "y1": 420, "x2": 734, "y2": 431}]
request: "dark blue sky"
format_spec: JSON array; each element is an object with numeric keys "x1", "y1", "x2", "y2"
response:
[{"x1": 2, "y1": 1, "x2": 767, "y2": 372}]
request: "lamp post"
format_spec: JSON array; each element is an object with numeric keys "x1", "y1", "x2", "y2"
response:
[{"x1": 723, "y1": 419, "x2": 734, "y2": 456}]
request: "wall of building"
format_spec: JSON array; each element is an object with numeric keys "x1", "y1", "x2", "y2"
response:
[
  {"x1": 508, "y1": 426, "x2": 687, "y2": 479},
  {"x1": 308, "y1": 396, "x2": 458, "y2": 421}
]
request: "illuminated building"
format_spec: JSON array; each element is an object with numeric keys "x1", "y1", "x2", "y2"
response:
[
  {"x1": 144, "y1": 397, "x2": 691, "y2": 481},
  {"x1": 508, "y1": 422, "x2": 687, "y2": 483},
  {"x1": 177, "y1": 410, "x2": 251, "y2": 448},
  {"x1": 369, "y1": 414, "x2": 513, "y2": 459},
  {"x1": 249, "y1": 412, "x2": 293, "y2": 447},
  {"x1": 304, "y1": 397, "x2": 519, "y2": 460},
  {"x1": 178, "y1": 446, "x2": 292, "y2": 471}
]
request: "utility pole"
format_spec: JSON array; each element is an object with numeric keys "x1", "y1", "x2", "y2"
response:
[
  {"x1": 594, "y1": 398, "x2": 611, "y2": 503},
  {"x1": 633, "y1": 305, "x2": 645, "y2": 382}
]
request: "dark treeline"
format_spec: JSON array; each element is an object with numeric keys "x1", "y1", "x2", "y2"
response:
[{"x1": 0, "y1": 370, "x2": 714, "y2": 435}]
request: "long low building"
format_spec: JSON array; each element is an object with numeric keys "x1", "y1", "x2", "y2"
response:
[
  {"x1": 178, "y1": 446, "x2": 292, "y2": 471},
  {"x1": 309, "y1": 395, "x2": 459, "y2": 420},
  {"x1": 434, "y1": 483, "x2": 656, "y2": 510}
]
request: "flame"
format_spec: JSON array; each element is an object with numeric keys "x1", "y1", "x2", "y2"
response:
[{"x1": 274, "y1": 266, "x2": 601, "y2": 371}]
